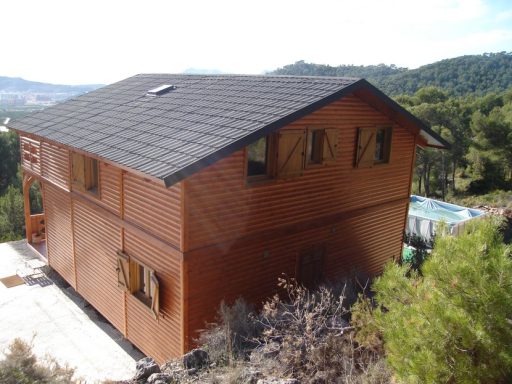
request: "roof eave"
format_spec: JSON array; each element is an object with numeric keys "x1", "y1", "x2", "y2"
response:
[
  {"x1": 163, "y1": 80, "x2": 365, "y2": 187},
  {"x1": 353, "y1": 79, "x2": 451, "y2": 150}
]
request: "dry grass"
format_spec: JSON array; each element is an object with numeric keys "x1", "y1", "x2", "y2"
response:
[
  {"x1": 0, "y1": 338, "x2": 75, "y2": 384},
  {"x1": 197, "y1": 277, "x2": 392, "y2": 384}
]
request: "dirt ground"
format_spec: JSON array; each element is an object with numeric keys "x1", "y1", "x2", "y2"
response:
[{"x1": 0, "y1": 240, "x2": 144, "y2": 382}]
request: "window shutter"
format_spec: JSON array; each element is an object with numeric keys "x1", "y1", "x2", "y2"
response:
[
  {"x1": 71, "y1": 153, "x2": 85, "y2": 189},
  {"x1": 323, "y1": 129, "x2": 338, "y2": 164},
  {"x1": 116, "y1": 251, "x2": 130, "y2": 291},
  {"x1": 356, "y1": 128, "x2": 376, "y2": 168},
  {"x1": 84, "y1": 158, "x2": 99, "y2": 191},
  {"x1": 277, "y1": 130, "x2": 306, "y2": 178},
  {"x1": 150, "y1": 272, "x2": 160, "y2": 319}
]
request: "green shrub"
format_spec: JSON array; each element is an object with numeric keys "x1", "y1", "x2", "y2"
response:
[{"x1": 373, "y1": 217, "x2": 512, "y2": 383}]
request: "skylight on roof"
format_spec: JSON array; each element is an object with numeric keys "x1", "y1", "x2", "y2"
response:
[{"x1": 146, "y1": 84, "x2": 177, "y2": 96}]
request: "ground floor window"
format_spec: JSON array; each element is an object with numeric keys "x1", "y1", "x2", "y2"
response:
[{"x1": 116, "y1": 251, "x2": 160, "y2": 318}]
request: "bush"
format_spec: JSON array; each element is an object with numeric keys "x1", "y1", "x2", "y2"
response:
[
  {"x1": 0, "y1": 338, "x2": 75, "y2": 384},
  {"x1": 198, "y1": 298, "x2": 260, "y2": 365},
  {"x1": 372, "y1": 217, "x2": 512, "y2": 383},
  {"x1": 0, "y1": 185, "x2": 24, "y2": 242},
  {"x1": 252, "y1": 278, "x2": 390, "y2": 383},
  {"x1": 402, "y1": 232, "x2": 433, "y2": 272},
  {"x1": 197, "y1": 278, "x2": 392, "y2": 383}
]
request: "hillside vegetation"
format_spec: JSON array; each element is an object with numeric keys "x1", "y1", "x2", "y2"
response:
[
  {"x1": 0, "y1": 76, "x2": 102, "y2": 94},
  {"x1": 270, "y1": 52, "x2": 512, "y2": 96}
]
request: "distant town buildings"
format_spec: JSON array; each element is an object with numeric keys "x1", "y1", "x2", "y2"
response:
[{"x1": 0, "y1": 94, "x2": 26, "y2": 107}]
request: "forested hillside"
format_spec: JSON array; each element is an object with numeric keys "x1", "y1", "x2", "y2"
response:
[
  {"x1": 270, "y1": 52, "x2": 512, "y2": 96},
  {"x1": 1, "y1": 52, "x2": 512, "y2": 241}
]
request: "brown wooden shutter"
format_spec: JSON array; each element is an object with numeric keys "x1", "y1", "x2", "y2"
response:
[
  {"x1": 84, "y1": 158, "x2": 99, "y2": 191},
  {"x1": 356, "y1": 127, "x2": 376, "y2": 168},
  {"x1": 323, "y1": 129, "x2": 339, "y2": 164},
  {"x1": 116, "y1": 251, "x2": 131, "y2": 291},
  {"x1": 150, "y1": 272, "x2": 160, "y2": 319},
  {"x1": 277, "y1": 130, "x2": 306, "y2": 178},
  {"x1": 71, "y1": 153, "x2": 85, "y2": 190}
]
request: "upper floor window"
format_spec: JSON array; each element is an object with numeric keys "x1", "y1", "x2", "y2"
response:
[
  {"x1": 306, "y1": 128, "x2": 338, "y2": 166},
  {"x1": 247, "y1": 136, "x2": 271, "y2": 178},
  {"x1": 71, "y1": 152, "x2": 99, "y2": 195},
  {"x1": 355, "y1": 127, "x2": 393, "y2": 168},
  {"x1": 246, "y1": 128, "x2": 339, "y2": 183}
]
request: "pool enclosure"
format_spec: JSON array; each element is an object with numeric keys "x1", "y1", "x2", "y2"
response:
[{"x1": 406, "y1": 195, "x2": 485, "y2": 242}]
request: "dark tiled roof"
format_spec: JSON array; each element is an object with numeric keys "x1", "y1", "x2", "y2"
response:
[{"x1": 9, "y1": 74, "x2": 448, "y2": 186}]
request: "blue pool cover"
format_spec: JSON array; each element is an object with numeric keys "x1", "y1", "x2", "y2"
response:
[{"x1": 406, "y1": 195, "x2": 485, "y2": 241}]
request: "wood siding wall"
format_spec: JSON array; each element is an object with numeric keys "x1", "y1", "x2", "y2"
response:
[
  {"x1": 44, "y1": 184, "x2": 75, "y2": 286},
  {"x1": 20, "y1": 136, "x2": 41, "y2": 174},
  {"x1": 183, "y1": 94, "x2": 416, "y2": 344},
  {"x1": 186, "y1": 95, "x2": 414, "y2": 250},
  {"x1": 124, "y1": 173, "x2": 182, "y2": 248},
  {"x1": 73, "y1": 199, "x2": 125, "y2": 331},
  {"x1": 19, "y1": 137, "x2": 185, "y2": 361},
  {"x1": 99, "y1": 162, "x2": 122, "y2": 216},
  {"x1": 41, "y1": 142, "x2": 70, "y2": 190},
  {"x1": 124, "y1": 228, "x2": 183, "y2": 362},
  {"x1": 184, "y1": 199, "x2": 407, "y2": 343}
]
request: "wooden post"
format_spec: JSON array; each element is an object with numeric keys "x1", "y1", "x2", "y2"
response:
[{"x1": 23, "y1": 173, "x2": 34, "y2": 242}]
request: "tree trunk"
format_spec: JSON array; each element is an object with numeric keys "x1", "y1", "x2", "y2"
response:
[
  {"x1": 452, "y1": 160, "x2": 457, "y2": 192},
  {"x1": 425, "y1": 165, "x2": 430, "y2": 197}
]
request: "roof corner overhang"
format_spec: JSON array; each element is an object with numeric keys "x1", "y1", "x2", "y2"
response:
[{"x1": 351, "y1": 79, "x2": 451, "y2": 150}]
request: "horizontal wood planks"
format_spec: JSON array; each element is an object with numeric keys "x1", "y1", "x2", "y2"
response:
[
  {"x1": 28, "y1": 138, "x2": 185, "y2": 361},
  {"x1": 185, "y1": 95, "x2": 415, "y2": 250},
  {"x1": 124, "y1": 173, "x2": 182, "y2": 247},
  {"x1": 182, "y1": 94, "x2": 416, "y2": 342},
  {"x1": 41, "y1": 142, "x2": 70, "y2": 190},
  {"x1": 20, "y1": 136, "x2": 41, "y2": 175},
  {"x1": 124, "y1": 228, "x2": 182, "y2": 363},
  {"x1": 44, "y1": 184, "x2": 74, "y2": 286},
  {"x1": 73, "y1": 199, "x2": 125, "y2": 332},
  {"x1": 99, "y1": 162, "x2": 122, "y2": 216},
  {"x1": 185, "y1": 199, "x2": 407, "y2": 342}
]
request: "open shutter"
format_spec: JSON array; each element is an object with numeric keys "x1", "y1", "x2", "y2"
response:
[
  {"x1": 71, "y1": 153, "x2": 85, "y2": 190},
  {"x1": 116, "y1": 251, "x2": 131, "y2": 291},
  {"x1": 323, "y1": 129, "x2": 339, "y2": 164},
  {"x1": 84, "y1": 158, "x2": 99, "y2": 191},
  {"x1": 277, "y1": 130, "x2": 306, "y2": 178},
  {"x1": 356, "y1": 127, "x2": 376, "y2": 168},
  {"x1": 150, "y1": 272, "x2": 160, "y2": 319}
]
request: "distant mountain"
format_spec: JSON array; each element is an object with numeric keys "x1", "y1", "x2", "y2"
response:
[
  {"x1": 0, "y1": 76, "x2": 103, "y2": 94},
  {"x1": 269, "y1": 52, "x2": 512, "y2": 96}
]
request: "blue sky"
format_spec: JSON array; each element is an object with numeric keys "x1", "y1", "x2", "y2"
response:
[{"x1": 1, "y1": 0, "x2": 511, "y2": 85}]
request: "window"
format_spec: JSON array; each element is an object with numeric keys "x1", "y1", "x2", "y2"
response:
[
  {"x1": 246, "y1": 128, "x2": 338, "y2": 183},
  {"x1": 355, "y1": 127, "x2": 392, "y2": 168},
  {"x1": 247, "y1": 136, "x2": 270, "y2": 178},
  {"x1": 71, "y1": 152, "x2": 99, "y2": 195},
  {"x1": 306, "y1": 128, "x2": 338, "y2": 166},
  {"x1": 116, "y1": 251, "x2": 160, "y2": 319},
  {"x1": 297, "y1": 245, "x2": 325, "y2": 289}
]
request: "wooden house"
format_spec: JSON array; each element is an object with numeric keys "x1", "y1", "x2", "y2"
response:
[{"x1": 8, "y1": 74, "x2": 448, "y2": 362}]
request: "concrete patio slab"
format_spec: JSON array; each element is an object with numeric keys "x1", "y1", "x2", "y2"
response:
[{"x1": 0, "y1": 240, "x2": 144, "y2": 382}]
